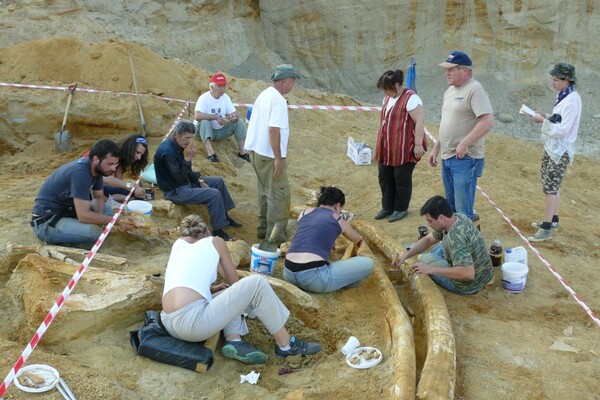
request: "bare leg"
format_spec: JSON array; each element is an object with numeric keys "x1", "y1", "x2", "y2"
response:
[
  {"x1": 237, "y1": 137, "x2": 248, "y2": 155},
  {"x1": 204, "y1": 138, "x2": 216, "y2": 157},
  {"x1": 543, "y1": 192, "x2": 559, "y2": 222},
  {"x1": 225, "y1": 333, "x2": 242, "y2": 341},
  {"x1": 272, "y1": 326, "x2": 292, "y2": 347}
]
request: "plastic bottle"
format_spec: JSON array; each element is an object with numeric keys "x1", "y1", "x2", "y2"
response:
[
  {"x1": 490, "y1": 239, "x2": 503, "y2": 267},
  {"x1": 504, "y1": 246, "x2": 528, "y2": 266}
]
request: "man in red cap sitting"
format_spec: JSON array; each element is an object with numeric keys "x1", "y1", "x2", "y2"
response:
[{"x1": 194, "y1": 73, "x2": 250, "y2": 163}]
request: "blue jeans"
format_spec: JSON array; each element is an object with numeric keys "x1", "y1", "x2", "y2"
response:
[
  {"x1": 283, "y1": 256, "x2": 374, "y2": 293},
  {"x1": 31, "y1": 203, "x2": 113, "y2": 247},
  {"x1": 417, "y1": 243, "x2": 479, "y2": 295},
  {"x1": 441, "y1": 156, "x2": 484, "y2": 221},
  {"x1": 164, "y1": 177, "x2": 235, "y2": 231}
]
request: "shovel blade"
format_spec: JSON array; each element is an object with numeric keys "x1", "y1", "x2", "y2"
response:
[{"x1": 55, "y1": 130, "x2": 72, "y2": 153}]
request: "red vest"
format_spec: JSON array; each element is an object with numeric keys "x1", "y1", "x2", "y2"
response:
[{"x1": 374, "y1": 88, "x2": 427, "y2": 166}]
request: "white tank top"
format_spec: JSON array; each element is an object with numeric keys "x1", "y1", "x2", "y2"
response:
[{"x1": 163, "y1": 236, "x2": 218, "y2": 301}]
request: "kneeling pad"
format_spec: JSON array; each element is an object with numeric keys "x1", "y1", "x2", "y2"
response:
[{"x1": 130, "y1": 310, "x2": 215, "y2": 372}]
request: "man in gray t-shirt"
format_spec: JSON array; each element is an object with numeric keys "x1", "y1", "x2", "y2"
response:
[
  {"x1": 31, "y1": 139, "x2": 135, "y2": 247},
  {"x1": 428, "y1": 51, "x2": 495, "y2": 222}
]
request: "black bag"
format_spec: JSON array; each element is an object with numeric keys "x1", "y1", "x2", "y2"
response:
[{"x1": 130, "y1": 311, "x2": 214, "y2": 372}]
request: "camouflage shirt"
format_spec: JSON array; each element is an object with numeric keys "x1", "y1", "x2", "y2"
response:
[{"x1": 432, "y1": 213, "x2": 493, "y2": 292}]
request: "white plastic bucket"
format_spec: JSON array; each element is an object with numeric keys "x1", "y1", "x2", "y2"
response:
[
  {"x1": 127, "y1": 200, "x2": 153, "y2": 215},
  {"x1": 505, "y1": 246, "x2": 527, "y2": 266},
  {"x1": 501, "y1": 262, "x2": 529, "y2": 293},
  {"x1": 250, "y1": 244, "x2": 280, "y2": 275}
]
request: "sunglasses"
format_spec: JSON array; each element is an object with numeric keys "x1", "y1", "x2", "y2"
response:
[{"x1": 136, "y1": 137, "x2": 148, "y2": 145}]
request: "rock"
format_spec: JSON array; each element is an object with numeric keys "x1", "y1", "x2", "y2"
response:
[
  {"x1": 497, "y1": 113, "x2": 515, "y2": 123},
  {"x1": 2, "y1": 253, "x2": 162, "y2": 345}
]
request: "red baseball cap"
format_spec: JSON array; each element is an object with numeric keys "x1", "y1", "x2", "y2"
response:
[{"x1": 210, "y1": 73, "x2": 227, "y2": 85}]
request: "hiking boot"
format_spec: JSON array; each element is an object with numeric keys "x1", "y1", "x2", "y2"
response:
[
  {"x1": 528, "y1": 228, "x2": 552, "y2": 242},
  {"x1": 388, "y1": 210, "x2": 408, "y2": 223},
  {"x1": 374, "y1": 208, "x2": 392, "y2": 220},
  {"x1": 237, "y1": 152, "x2": 251, "y2": 163},
  {"x1": 213, "y1": 229, "x2": 232, "y2": 241},
  {"x1": 221, "y1": 341, "x2": 268, "y2": 364},
  {"x1": 275, "y1": 336, "x2": 322, "y2": 358},
  {"x1": 208, "y1": 154, "x2": 220, "y2": 163},
  {"x1": 531, "y1": 221, "x2": 558, "y2": 231}
]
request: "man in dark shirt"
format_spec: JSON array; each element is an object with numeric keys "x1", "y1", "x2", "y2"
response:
[
  {"x1": 154, "y1": 120, "x2": 240, "y2": 241},
  {"x1": 31, "y1": 139, "x2": 136, "y2": 247}
]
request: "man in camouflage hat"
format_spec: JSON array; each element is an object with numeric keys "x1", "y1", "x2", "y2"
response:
[
  {"x1": 528, "y1": 63, "x2": 581, "y2": 242},
  {"x1": 244, "y1": 64, "x2": 302, "y2": 244}
]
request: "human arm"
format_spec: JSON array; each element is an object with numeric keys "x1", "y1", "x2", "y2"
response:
[
  {"x1": 428, "y1": 138, "x2": 440, "y2": 166},
  {"x1": 408, "y1": 104, "x2": 426, "y2": 158},
  {"x1": 390, "y1": 233, "x2": 438, "y2": 272},
  {"x1": 412, "y1": 262, "x2": 475, "y2": 280},
  {"x1": 103, "y1": 175, "x2": 145, "y2": 198},
  {"x1": 195, "y1": 110, "x2": 227, "y2": 126},
  {"x1": 455, "y1": 113, "x2": 494, "y2": 159},
  {"x1": 540, "y1": 95, "x2": 581, "y2": 138},
  {"x1": 269, "y1": 126, "x2": 283, "y2": 179},
  {"x1": 213, "y1": 237, "x2": 240, "y2": 285},
  {"x1": 339, "y1": 219, "x2": 363, "y2": 247},
  {"x1": 74, "y1": 193, "x2": 135, "y2": 229}
]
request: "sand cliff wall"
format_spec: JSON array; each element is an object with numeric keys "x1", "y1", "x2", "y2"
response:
[{"x1": 0, "y1": 0, "x2": 597, "y2": 97}]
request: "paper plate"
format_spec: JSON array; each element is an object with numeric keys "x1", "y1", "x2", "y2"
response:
[
  {"x1": 127, "y1": 200, "x2": 153, "y2": 215},
  {"x1": 345, "y1": 346, "x2": 383, "y2": 369},
  {"x1": 14, "y1": 364, "x2": 60, "y2": 393}
]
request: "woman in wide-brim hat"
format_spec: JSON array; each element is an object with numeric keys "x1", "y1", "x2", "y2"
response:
[{"x1": 528, "y1": 63, "x2": 582, "y2": 242}]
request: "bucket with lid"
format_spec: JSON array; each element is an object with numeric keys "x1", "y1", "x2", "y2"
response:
[
  {"x1": 501, "y1": 262, "x2": 529, "y2": 293},
  {"x1": 127, "y1": 200, "x2": 153, "y2": 215},
  {"x1": 250, "y1": 244, "x2": 280, "y2": 275}
]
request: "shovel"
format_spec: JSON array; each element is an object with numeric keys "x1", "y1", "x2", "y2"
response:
[
  {"x1": 128, "y1": 50, "x2": 147, "y2": 137},
  {"x1": 258, "y1": 224, "x2": 282, "y2": 252},
  {"x1": 54, "y1": 83, "x2": 77, "y2": 153}
]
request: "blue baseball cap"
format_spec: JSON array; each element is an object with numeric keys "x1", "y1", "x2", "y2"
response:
[{"x1": 439, "y1": 51, "x2": 472, "y2": 68}]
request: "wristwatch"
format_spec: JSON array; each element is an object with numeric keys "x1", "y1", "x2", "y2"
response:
[{"x1": 126, "y1": 182, "x2": 132, "y2": 189}]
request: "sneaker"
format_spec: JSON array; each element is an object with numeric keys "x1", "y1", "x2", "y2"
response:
[
  {"x1": 237, "y1": 152, "x2": 251, "y2": 163},
  {"x1": 388, "y1": 210, "x2": 408, "y2": 223},
  {"x1": 227, "y1": 216, "x2": 243, "y2": 228},
  {"x1": 221, "y1": 341, "x2": 268, "y2": 364},
  {"x1": 213, "y1": 229, "x2": 232, "y2": 241},
  {"x1": 208, "y1": 154, "x2": 220, "y2": 163},
  {"x1": 374, "y1": 208, "x2": 392, "y2": 220},
  {"x1": 531, "y1": 221, "x2": 558, "y2": 231},
  {"x1": 275, "y1": 336, "x2": 322, "y2": 358},
  {"x1": 528, "y1": 228, "x2": 552, "y2": 242}
]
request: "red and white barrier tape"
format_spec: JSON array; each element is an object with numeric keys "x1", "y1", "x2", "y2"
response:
[
  {"x1": 424, "y1": 129, "x2": 599, "y2": 328},
  {"x1": 478, "y1": 188, "x2": 600, "y2": 328},
  {"x1": 0, "y1": 104, "x2": 189, "y2": 398},
  {"x1": 1, "y1": 82, "x2": 383, "y2": 111}
]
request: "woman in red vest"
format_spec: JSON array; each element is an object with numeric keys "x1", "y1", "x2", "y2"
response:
[{"x1": 373, "y1": 69, "x2": 427, "y2": 222}]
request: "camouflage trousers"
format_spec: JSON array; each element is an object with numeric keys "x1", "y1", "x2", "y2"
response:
[{"x1": 541, "y1": 151, "x2": 570, "y2": 194}]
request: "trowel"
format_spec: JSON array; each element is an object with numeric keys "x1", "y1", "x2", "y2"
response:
[{"x1": 257, "y1": 224, "x2": 281, "y2": 252}]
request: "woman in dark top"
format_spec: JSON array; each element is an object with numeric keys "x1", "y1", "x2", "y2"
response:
[
  {"x1": 284, "y1": 186, "x2": 374, "y2": 293},
  {"x1": 103, "y1": 134, "x2": 149, "y2": 201}
]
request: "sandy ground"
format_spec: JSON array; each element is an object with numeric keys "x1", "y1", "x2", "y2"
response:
[{"x1": 1, "y1": 40, "x2": 600, "y2": 399}]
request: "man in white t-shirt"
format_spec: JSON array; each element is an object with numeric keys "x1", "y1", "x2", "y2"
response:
[
  {"x1": 245, "y1": 64, "x2": 301, "y2": 243},
  {"x1": 194, "y1": 73, "x2": 250, "y2": 163}
]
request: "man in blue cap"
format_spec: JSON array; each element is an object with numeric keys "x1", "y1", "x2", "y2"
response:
[{"x1": 429, "y1": 51, "x2": 495, "y2": 223}]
